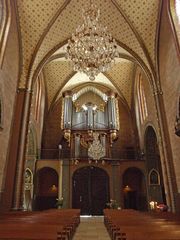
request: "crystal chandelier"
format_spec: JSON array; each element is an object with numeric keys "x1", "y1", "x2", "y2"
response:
[
  {"x1": 66, "y1": 1, "x2": 118, "y2": 81},
  {"x1": 88, "y1": 132, "x2": 105, "y2": 161}
]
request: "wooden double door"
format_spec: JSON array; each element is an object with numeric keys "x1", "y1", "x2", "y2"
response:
[{"x1": 72, "y1": 166, "x2": 109, "y2": 215}]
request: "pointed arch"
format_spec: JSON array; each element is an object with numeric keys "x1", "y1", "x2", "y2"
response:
[
  {"x1": 0, "y1": 0, "x2": 11, "y2": 67},
  {"x1": 73, "y1": 86, "x2": 107, "y2": 102},
  {"x1": 149, "y1": 168, "x2": 160, "y2": 185},
  {"x1": 137, "y1": 73, "x2": 148, "y2": 123}
]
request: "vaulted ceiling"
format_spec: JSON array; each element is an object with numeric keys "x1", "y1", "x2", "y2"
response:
[{"x1": 16, "y1": 0, "x2": 161, "y2": 110}]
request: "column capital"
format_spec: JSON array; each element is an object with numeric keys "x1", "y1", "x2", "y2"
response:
[
  {"x1": 106, "y1": 90, "x2": 117, "y2": 98},
  {"x1": 62, "y1": 90, "x2": 73, "y2": 98}
]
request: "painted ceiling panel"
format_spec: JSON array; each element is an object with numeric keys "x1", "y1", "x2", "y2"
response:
[
  {"x1": 16, "y1": 0, "x2": 160, "y2": 110},
  {"x1": 26, "y1": 0, "x2": 152, "y2": 85},
  {"x1": 106, "y1": 61, "x2": 135, "y2": 108},
  {"x1": 17, "y1": 0, "x2": 65, "y2": 88},
  {"x1": 43, "y1": 61, "x2": 73, "y2": 108},
  {"x1": 115, "y1": 0, "x2": 160, "y2": 65}
]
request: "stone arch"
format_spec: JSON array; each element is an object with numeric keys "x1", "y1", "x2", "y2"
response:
[
  {"x1": 122, "y1": 167, "x2": 147, "y2": 211},
  {"x1": 34, "y1": 167, "x2": 59, "y2": 210},
  {"x1": 144, "y1": 126, "x2": 167, "y2": 206},
  {"x1": 74, "y1": 86, "x2": 107, "y2": 102}
]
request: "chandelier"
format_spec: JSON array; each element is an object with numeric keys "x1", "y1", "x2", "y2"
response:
[
  {"x1": 66, "y1": 1, "x2": 118, "y2": 81},
  {"x1": 88, "y1": 132, "x2": 106, "y2": 162}
]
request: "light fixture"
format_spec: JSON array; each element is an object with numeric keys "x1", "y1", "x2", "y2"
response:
[
  {"x1": 88, "y1": 132, "x2": 105, "y2": 161},
  {"x1": 66, "y1": 1, "x2": 118, "y2": 81}
]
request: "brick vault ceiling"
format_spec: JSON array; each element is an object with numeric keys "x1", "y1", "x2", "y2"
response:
[{"x1": 16, "y1": 0, "x2": 161, "y2": 109}]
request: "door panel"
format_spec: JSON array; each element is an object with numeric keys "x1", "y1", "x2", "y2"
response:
[
  {"x1": 72, "y1": 166, "x2": 109, "y2": 215},
  {"x1": 72, "y1": 168, "x2": 89, "y2": 214}
]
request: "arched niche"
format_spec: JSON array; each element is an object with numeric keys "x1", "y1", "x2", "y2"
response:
[
  {"x1": 149, "y1": 169, "x2": 160, "y2": 185},
  {"x1": 34, "y1": 167, "x2": 58, "y2": 210},
  {"x1": 145, "y1": 126, "x2": 166, "y2": 205},
  {"x1": 23, "y1": 168, "x2": 33, "y2": 211},
  {"x1": 122, "y1": 167, "x2": 147, "y2": 211}
]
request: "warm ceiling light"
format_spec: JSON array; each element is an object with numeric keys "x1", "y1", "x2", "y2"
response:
[{"x1": 66, "y1": 1, "x2": 118, "y2": 81}]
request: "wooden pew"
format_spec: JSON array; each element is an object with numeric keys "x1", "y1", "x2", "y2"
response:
[
  {"x1": 0, "y1": 209, "x2": 80, "y2": 240},
  {"x1": 103, "y1": 209, "x2": 180, "y2": 240}
]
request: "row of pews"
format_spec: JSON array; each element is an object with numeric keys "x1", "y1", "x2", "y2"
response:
[
  {"x1": 104, "y1": 209, "x2": 180, "y2": 240},
  {"x1": 0, "y1": 209, "x2": 80, "y2": 239}
]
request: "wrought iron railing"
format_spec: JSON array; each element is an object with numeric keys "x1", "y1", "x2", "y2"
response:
[{"x1": 41, "y1": 148, "x2": 143, "y2": 160}]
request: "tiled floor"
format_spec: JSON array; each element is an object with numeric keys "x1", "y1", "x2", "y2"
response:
[{"x1": 73, "y1": 216, "x2": 111, "y2": 240}]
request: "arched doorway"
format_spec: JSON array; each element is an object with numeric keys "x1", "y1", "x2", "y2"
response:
[
  {"x1": 34, "y1": 167, "x2": 58, "y2": 210},
  {"x1": 145, "y1": 126, "x2": 166, "y2": 205},
  {"x1": 122, "y1": 167, "x2": 147, "y2": 210},
  {"x1": 72, "y1": 166, "x2": 110, "y2": 215}
]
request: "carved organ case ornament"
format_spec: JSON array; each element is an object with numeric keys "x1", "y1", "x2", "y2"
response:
[
  {"x1": 175, "y1": 96, "x2": 180, "y2": 136},
  {"x1": 61, "y1": 88, "x2": 120, "y2": 160}
]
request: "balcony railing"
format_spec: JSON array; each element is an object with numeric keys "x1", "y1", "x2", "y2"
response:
[{"x1": 41, "y1": 148, "x2": 142, "y2": 160}]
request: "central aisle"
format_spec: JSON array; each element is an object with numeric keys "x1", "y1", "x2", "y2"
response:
[{"x1": 73, "y1": 216, "x2": 111, "y2": 240}]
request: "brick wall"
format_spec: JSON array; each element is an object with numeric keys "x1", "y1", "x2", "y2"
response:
[
  {"x1": 42, "y1": 98, "x2": 63, "y2": 151},
  {"x1": 42, "y1": 97, "x2": 136, "y2": 159},
  {"x1": 158, "y1": 0, "x2": 180, "y2": 206},
  {"x1": 0, "y1": 3, "x2": 19, "y2": 197},
  {"x1": 134, "y1": 67, "x2": 158, "y2": 149}
]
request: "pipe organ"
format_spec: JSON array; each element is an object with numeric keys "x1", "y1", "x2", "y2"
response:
[{"x1": 61, "y1": 89, "x2": 119, "y2": 160}]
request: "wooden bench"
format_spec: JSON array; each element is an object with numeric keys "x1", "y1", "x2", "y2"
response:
[
  {"x1": 103, "y1": 209, "x2": 180, "y2": 240},
  {"x1": 0, "y1": 209, "x2": 80, "y2": 240}
]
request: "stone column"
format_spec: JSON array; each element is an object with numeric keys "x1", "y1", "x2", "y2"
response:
[
  {"x1": 59, "y1": 160, "x2": 63, "y2": 198},
  {"x1": 13, "y1": 89, "x2": 33, "y2": 210},
  {"x1": 1, "y1": 89, "x2": 32, "y2": 211},
  {"x1": 62, "y1": 159, "x2": 70, "y2": 208},
  {"x1": 111, "y1": 162, "x2": 120, "y2": 206}
]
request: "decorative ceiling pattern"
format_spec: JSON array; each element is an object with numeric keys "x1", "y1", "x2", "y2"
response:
[
  {"x1": 17, "y1": 0, "x2": 66, "y2": 88},
  {"x1": 43, "y1": 61, "x2": 73, "y2": 108},
  {"x1": 16, "y1": 0, "x2": 161, "y2": 110},
  {"x1": 48, "y1": 68, "x2": 116, "y2": 108},
  {"x1": 115, "y1": 0, "x2": 160, "y2": 65},
  {"x1": 31, "y1": 0, "x2": 91, "y2": 81},
  {"x1": 30, "y1": 0, "x2": 150, "y2": 83},
  {"x1": 106, "y1": 61, "x2": 135, "y2": 107}
]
